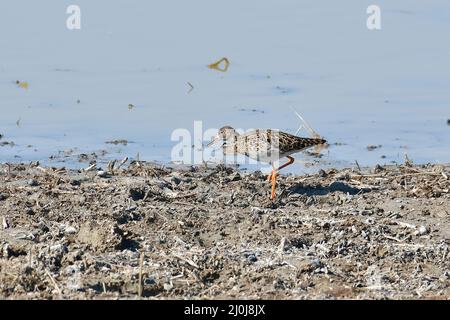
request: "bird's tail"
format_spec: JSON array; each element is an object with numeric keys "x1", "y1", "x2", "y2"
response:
[{"x1": 292, "y1": 137, "x2": 327, "y2": 151}]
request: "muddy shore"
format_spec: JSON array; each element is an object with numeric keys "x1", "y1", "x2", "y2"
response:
[{"x1": 0, "y1": 161, "x2": 449, "y2": 299}]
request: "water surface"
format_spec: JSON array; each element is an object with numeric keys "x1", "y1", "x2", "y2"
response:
[{"x1": 1, "y1": 1, "x2": 449, "y2": 173}]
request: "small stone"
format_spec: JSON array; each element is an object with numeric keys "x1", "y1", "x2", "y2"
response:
[
  {"x1": 64, "y1": 265, "x2": 80, "y2": 276},
  {"x1": 373, "y1": 164, "x2": 384, "y2": 173},
  {"x1": 305, "y1": 197, "x2": 314, "y2": 206},
  {"x1": 171, "y1": 176, "x2": 182, "y2": 185},
  {"x1": 163, "y1": 282, "x2": 173, "y2": 291},
  {"x1": 2, "y1": 243, "x2": 10, "y2": 258},
  {"x1": 50, "y1": 244, "x2": 63, "y2": 252},
  {"x1": 318, "y1": 169, "x2": 327, "y2": 177},
  {"x1": 144, "y1": 278, "x2": 156, "y2": 285},
  {"x1": 360, "y1": 209, "x2": 373, "y2": 216},
  {"x1": 163, "y1": 188, "x2": 178, "y2": 198},
  {"x1": 65, "y1": 226, "x2": 77, "y2": 235},
  {"x1": 417, "y1": 225, "x2": 428, "y2": 235},
  {"x1": 273, "y1": 279, "x2": 286, "y2": 290},
  {"x1": 70, "y1": 179, "x2": 81, "y2": 186},
  {"x1": 97, "y1": 170, "x2": 107, "y2": 178},
  {"x1": 229, "y1": 172, "x2": 241, "y2": 181},
  {"x1": 28, "y1": 179, "x2": 39, "y2": 186},
  {"x1": 243, "y1": 252, "x2": 258, "y2": 263},
  {"x1": 310, "y1": 259, "x2": 323, "y2": 269},
  {"x1": 336, "y1": 172, "x2": 351, "y2": 181},
  {"x1": 129, "y1": 188, "x2": 146, "y2": 201},
  {"x1": 2, "y1": 217, "x2": 8, "y2": 229},
  {"x1": 251, "y1": 207, "x2": 267, "y2": 215}
]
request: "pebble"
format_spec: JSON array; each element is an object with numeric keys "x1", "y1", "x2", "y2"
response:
[
  {"x1": 65, "y1": 226, "x2": 77, "y2": 235},
  {"x1": 64, "y1": 265, "x2": 80, "y2": 276},
  {"x1": 336, "y1": 172, "x2": 351, "y2": 181},
  {"x1": 163, "y1": 282, "x2": 174, "y2": 291},
  {"x1": 2, "y1": 217, "x2": 9, "y2": 229},
  {"x1": 243, "y1": 252, "x2": 258, "y2": 263},
  {"x1": 163, "y1": 188, "x2": 178, "y2": 198},
  {"x1": 70, "y1": 179, "x2": 81, "y2": 186},
  {"x1": 417, "y1": 225, "x2": 428, "y2": 235},
  {"x1": 229, "y1": 172, "x2": 241, "y2": 181},
  {"x1": 144, "y1": 278, "x2": 157, "y2": 285},
  {"x1": 251, "y1": 207, "x2": 267, "y2": 215},
  {"x1": 373, "y1": 164, "x2": 385, "y2": 173},
  {"x1": 310, "y1": 259, "x2": 323, "y2": 269},
  {"x1": 318, "y1": 169, "x2": 327, "y2": 177},
  {"x1": 97, "y1": 170, "x2": 107, "y2": 178},
  {"x1": 170, "y1": 176, "x2": 182, "y2": 185},
  {"x1": 50, "y1": 244, "x2": 63, "y2": 252},
  {"x1": 2, "y1": 243, "x2": 10, "y2": 258},
  {"x1": 27, "y1": 179, "x2": 39, "y2": 186}
]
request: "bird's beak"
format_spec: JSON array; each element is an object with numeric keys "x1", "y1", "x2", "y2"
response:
[{"x1": 207, "y1": 134, "x2": 221, "y2": 147}]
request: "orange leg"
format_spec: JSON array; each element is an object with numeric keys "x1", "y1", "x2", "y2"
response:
[
  {"x1": 270, "y1": 171, "x2": 278, "y2": 200},
  {"x1": 267, "y1": 163, "x2": 276, "y2": 182},
  {"x1": 267, "y1": 163, "x2": 277, "y2": 199},
  {"x1": 268, "y1": 156, "x2": 295, "y2": 200}
]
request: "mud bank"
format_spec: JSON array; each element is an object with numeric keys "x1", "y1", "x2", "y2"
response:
[{"x1": 0, "y1": 162, "x2": 449, "y2": 299}]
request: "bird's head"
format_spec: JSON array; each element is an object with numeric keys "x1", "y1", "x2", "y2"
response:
[{"x1": 207, "y1": 125, "x2": 238, "y2": 147}]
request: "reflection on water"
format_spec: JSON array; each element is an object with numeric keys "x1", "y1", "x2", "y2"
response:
[{"x1": 1, "y1": 1, "x2": 449, "y2": 173}]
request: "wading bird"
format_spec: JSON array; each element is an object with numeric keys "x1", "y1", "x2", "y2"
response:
[{"x1": 208, "y1": 126, "x2": 326, "y2": 200}]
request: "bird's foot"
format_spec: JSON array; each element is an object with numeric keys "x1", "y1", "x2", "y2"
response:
[
  {"x1": 267, "y1": 170, "x2": 277, "y2": 182},
  {"x1": 270, "y1": 172, "x2": 277, "y2": 200}
]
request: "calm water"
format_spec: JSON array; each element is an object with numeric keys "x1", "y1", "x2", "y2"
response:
[{"x1": 1, "y1": 1, "x2": 449, "y2": 173}]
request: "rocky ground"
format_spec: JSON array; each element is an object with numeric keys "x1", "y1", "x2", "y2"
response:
[{"x1": 0, "y1": 161, "x2": 449, "y2": 299}]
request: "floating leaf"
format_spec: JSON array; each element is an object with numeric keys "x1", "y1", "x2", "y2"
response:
[
  {"x1": 208, "y1": 57, "x2": 230, "y2": 72},
  {"x1": 16, "y1": 80, "x2": 29, "y2": 89}
]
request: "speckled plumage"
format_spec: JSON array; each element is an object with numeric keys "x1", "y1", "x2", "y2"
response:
[
  {"x1": 208, "y1": 125, "x2": 327, "y2": 200},
  {"x1": 221, "y1": 128, "x2": 326, "y2": 163}
]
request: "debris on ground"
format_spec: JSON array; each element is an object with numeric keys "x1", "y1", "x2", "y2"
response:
[{"x1": 0, "y1": 162, "x2": 449, "y2": 299}]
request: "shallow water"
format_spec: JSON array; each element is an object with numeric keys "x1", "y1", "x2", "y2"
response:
[{"x1": 1, "y1": 1, "x2": 449, "y2": 173}]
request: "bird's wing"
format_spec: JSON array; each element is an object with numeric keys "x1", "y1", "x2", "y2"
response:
[
  {"x1": 278, "y1": 131, "x2": 326, "y2": 154},
  {"x1": 232, "y1": 130, "x2": 326, "y2": 162},
  {"x1": 239, "y1": 129, "x2": 280, "y2": 161}
]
